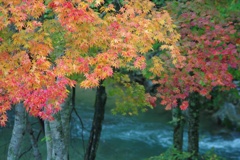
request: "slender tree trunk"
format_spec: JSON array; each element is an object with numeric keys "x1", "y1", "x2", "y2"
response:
[
  {"x1": 60, "y1": 93, "x2": 72, "y2": 160},
  {"x1": 49, "y1": 113, "x2": 68, "y2": 160},
  {"x1": 85, "y1": 82, "x2": 107, "y2": 160},
  {"x1": 187, "y1": 102, "x2": 199, "y2": 159},
  {"x1": 7, "y1": 103, "x2": 26, "y2": 160},
  {"x1": 172, "y1": 106, "x2": 184, "y2": 151},
  {"x1": 26, "y1": 120, "x2": 42, "y2": 160},
  {"x1": 44, "y1": 121, "x2": 53, "y2": 160},
  {"x1": 45, "y1": 88, "x2": 72, "y2": 160}
]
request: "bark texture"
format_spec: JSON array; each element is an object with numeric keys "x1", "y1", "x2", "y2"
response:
[
  {"x1": 85, "y1": 83, "x2": 107, "y2": 160},
  {"x1": 45, "y1": 89, "x2": 72, "y2": 160},
  {"x1": 49, "y1": 113, "x2": 68, "y2": 160},
  {"x1": 187, "y1": 102, "x2": 199, "y2": 159},
  {"x1": 7, "y1": 103, "x2": 26, "y2": 160},
  {"x1": 172, "y1": 106, "x2": 184, "y2": 151},
  {"x1": 60, "y1": 95, "x2": 71, "y2": 160},
  {"x1": 44, "y1": 121, "x2": 53, "y2": 160}
]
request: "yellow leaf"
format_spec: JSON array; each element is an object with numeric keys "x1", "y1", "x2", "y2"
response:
[{"x1": 95, "y1": 0, "x2": 104, "y2": 7}]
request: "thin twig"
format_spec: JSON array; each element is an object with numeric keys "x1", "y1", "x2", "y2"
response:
[
  {"x1": 69, "y1": 86, "x2": 86, "y2": 154},
  {"x1": 18, "y1": 128, "x2": 42, "y2": 159}
]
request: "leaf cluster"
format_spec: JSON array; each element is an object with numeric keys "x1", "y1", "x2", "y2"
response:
[
  {"x1": 147, "y1": 147, "x2": 225, "y2": 160},
  {"x1": 0, "y1": 0, "x2": 181, "y2": 126},
  {"x1": 104, "y1": 72, "x2": 152, "y2": 115},
  {"x1": 150, "y1": 0, "x2": 240, "y2": 110}
]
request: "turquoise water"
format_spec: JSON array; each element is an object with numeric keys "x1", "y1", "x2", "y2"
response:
[
  {"x1": 70, "y1": 107, "x2": 240, "y2": 160},
  {"x1": 70, "y1": 89, "x2": 240, "y2": 160}
]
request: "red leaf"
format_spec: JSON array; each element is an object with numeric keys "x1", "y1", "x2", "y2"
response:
[{"x1": 180, "y1": 101, "x2": 189, "y2": 110}]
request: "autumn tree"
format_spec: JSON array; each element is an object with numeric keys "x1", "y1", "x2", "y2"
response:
[
  {"x1": 0, "y1": 0, "x2": 75, "y2": 159},
  {"x1": 147, "y1": 0, "x2": 239, "y2": 158},
  {"x1": 0, "y1": 0, "x2": 182, "y2": 159}
]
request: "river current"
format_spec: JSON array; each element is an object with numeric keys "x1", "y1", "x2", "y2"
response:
[{"x1": 69, "y1": 89, "x2": 240, "y2": 160}]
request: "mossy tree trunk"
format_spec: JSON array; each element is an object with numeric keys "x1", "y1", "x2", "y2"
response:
[
  {"x1": 187, "y1": 97, "x2": 200, "y2": 159},
  {"x1": 85, "y1": 81, "x2": 107, "y2": 160},
  {"x1": 172, "y1": 106, "x2": 184, "y2": 152}
]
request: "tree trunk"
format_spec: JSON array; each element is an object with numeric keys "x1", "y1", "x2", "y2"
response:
[
  {"x1": 187, "y1": 102, "x2": 199, "y2": 159},
  {"x1": 60, "y1": 93, "x2": 72, "y2": 160},
  {"x1": 7, "y1": 103, "x2": 26, "y2": 160},
  {"x1": 85, "y1": 82, "x2": 107, "y2": 160},
  {"x1": 44, "y1": 121, "x2": 53, "y2": 160},
  {"x1": 45, "y1": 88, "x2": 72, "y2": 160},
  {"x1": 49, "y1": 113, "x2": 68, "y2": 160},
  {"x1": 172, "y1": 106, "x2": 184, "y2": 151}
]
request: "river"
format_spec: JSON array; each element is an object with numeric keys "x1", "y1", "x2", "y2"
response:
[{"x1": 69, "y1": 89, "x2": 240, "y2": 160}]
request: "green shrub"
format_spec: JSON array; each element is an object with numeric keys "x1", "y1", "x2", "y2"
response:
[
  {"x1": 147, "y1": 148, "x2": 225, "y2": 160},
  {"x1": 147, "y1": 148, "x2": 192, "y2": 160}
]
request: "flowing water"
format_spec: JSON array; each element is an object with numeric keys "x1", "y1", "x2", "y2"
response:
[
  {"x1": 69, "y1": 89, "x2": 240, "y2": 160},
  {"x1": 70, "y1": 107, "x2": 240, "y2": 160}
]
